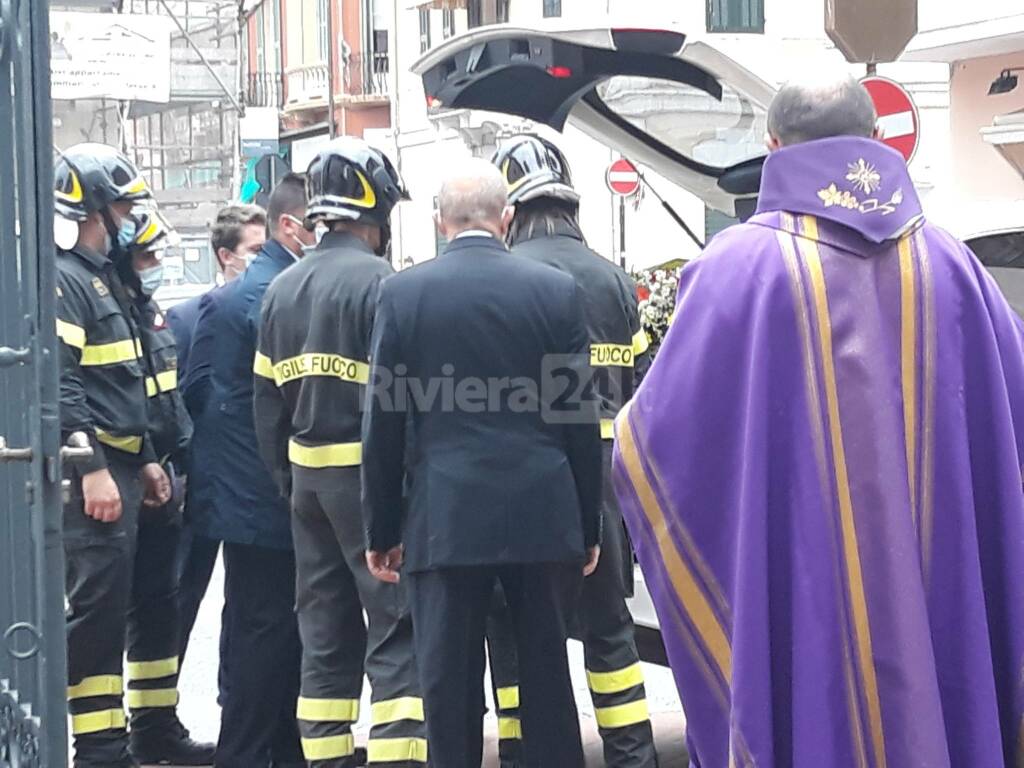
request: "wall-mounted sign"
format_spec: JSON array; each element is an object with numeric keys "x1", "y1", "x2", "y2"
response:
[{"x1": 50, "y1": 12, "x2": 171, "y2": 102}]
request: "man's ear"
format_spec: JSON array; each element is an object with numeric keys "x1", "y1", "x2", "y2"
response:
[
  {"x1": 765, "y1": 133, "x2": 783, "y2": 153},
  {"x1": 872, "y1": 125, "x2": 884, "y2": 141},
  {"x1": 433, "y1": 211, "x2": 446, "y2": 240},
  {"x1": 500, "y1": 205, "x2": 515, "y2": 238}
]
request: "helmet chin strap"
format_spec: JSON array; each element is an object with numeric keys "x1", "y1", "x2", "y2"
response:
[
  {"x1": 100, "y1": 207, "x2": 130, "y2": 264},
  {"x1": 377, "y1": 223, "x2": 392, "y2": 259}
]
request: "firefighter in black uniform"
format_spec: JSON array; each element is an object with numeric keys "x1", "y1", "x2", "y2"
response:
[
  {"x1": 490, "y1": 135, "x2": 659, "y2": 768},
  {"x1": 253, "y1": 137, "x2": 427, "y2": 768},
  {"x1": 54, "y1": 143, "x2": 173, "y2": 768},
  {"x1": 119, "y1": 209, "x2": 217, "y2": 765}
]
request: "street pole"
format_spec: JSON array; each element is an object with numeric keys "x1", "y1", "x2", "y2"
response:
[
  {"x1": 619, "y1": 196, "x2": 626, "y2": 269},
  {"x1": 327, "y1": 0, "x2": 337, "y2": 138}
]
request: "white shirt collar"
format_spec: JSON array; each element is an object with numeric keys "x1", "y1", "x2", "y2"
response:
[{"x1": 454, "y1": 229, "x2": 496, "y2": 240}]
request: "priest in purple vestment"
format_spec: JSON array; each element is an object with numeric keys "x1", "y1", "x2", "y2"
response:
[{"x1": 613, "y1": 74, "x2": 1024, "y2": 768}]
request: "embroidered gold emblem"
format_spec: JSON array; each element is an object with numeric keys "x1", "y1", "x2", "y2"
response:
[
  {"x1": 817, "y1": 183, "x2": 859, "y2": 210},
  {"x1": 817, "y1": 170, "x2": 904, "y2": 217},
  {"x1": 846, "y1": 158, "x2": 882, "y2": 194},
  {"x1": 91, "y1": 277, "x2": 109, "y2": 297}
]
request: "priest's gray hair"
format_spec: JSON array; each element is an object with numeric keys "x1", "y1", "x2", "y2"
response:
[
  {"x1": 767, "y1": 73, "x2": 878, "y2": 147},
  {"x1": 437, "y1": 159, "x2": 509, "y2": 231}
]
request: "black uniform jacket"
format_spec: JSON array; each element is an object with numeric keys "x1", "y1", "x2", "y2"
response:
[
  {"x1": 512, "y1": 224, "x2": 650, "y2": 438},
  {"x1": 56, "y1": 246, "x2": 154, "y2": 474},
  {"x1": 361, "y1": 234, "x2": 603, "y2": 573},
  {"x1": 254, "y1": 231, "x2": 394, "y2": 496},
  {"x1": 134, "y1": 296, "x2": 192, "y2": 469}
]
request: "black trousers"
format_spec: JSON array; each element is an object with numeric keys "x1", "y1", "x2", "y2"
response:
[
  {"x1": 408, "y1": 563, "x2": 584, "y2": 768},
  {"x1": 486, "y1": 585, "x2": 523, "y2": 768},
  {"x1": 215, "y1": 542, "x2": 303, "y2": 768},
  {"x1": 176, "y1": 518, "x2": 229, "y2": 705},
  {"x1": 64, "y1": 455, "x2": 143, "y2": 767},
  {"x1": 487, "y1": 443, "x2": 658, "y2": 768},
  {"x1": 293, "y1": 473, "x2": 426, "y2": 767},
  {"x1": 127, "y1": 500, "x2": 186, "y2": 734}
]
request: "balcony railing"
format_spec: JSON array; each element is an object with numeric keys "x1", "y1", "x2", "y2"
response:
[
  {"x1": 246, "y1": 71, "x2": 285, "y2": 109},
  {"x1": 342, "y1": 52, "x2": 389, "y2": 99},
  {"x1": 285, "y1": 64, "x2": 330, "y2": 106},
  {"x1": 283, "y1": 53, "x2": 390, "y2": 109}
]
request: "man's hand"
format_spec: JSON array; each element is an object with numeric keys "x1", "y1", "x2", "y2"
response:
[
  {"x1": 366, "y1": 547, "x2": 404, "y2": 584},
  {"x1": 583, "y1": 546, "x2": 601, "y2": 577},
  {"x1": 140, "y1": 463, "x2": 171, "y2": 508},
  {"x1": 81, "y1": 468, "x2": 122, "y2": 523}
]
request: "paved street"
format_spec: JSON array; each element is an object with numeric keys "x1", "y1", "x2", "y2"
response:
[{"x1": 173, "y1": 557, "x2": 690, "y2": 766}]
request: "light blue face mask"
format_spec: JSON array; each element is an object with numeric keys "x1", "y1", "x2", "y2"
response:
[
  {"x1": 117, "y1": 218, "x2": 137, "y2": 249},
  {"x1": 136, "y1": 263, "x2": 164, "y2": 296}
]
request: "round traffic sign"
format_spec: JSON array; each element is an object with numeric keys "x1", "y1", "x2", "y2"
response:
[
  {"x1": 861, "y1": 75, "x2": 920, "y2": 163},
  {"x1": 606, "y1": 158, "x2": 640, "y2": 197}
]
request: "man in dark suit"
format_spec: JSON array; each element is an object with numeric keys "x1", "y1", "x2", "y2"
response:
[
  {"x1": 169, "y1": 204, "x2": 266, "y2": 380},
  {"x1": 168, "y1": 204, "x2": 266, "y2": 701},
  {"x1": 362, "y1": 160, "x2": 603, "y2": 768},
  {"x1": 185, "y1": 176, "x2": 315, "y2": 768}
]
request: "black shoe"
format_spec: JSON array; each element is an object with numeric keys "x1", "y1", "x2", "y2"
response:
[{"x1": 130, "y1": 718, "x2": 216, "y2": 766}]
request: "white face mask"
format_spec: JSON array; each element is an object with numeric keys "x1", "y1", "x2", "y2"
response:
[
  {"x1": 300, "y1": 224, "x2": 328, "y2": 253},
  {"x1": 285, "y1": 214, "x2": 320, "y2": 254},
  {"x1": 136, "y1": 263, "x2": 165, "y2": 296}
]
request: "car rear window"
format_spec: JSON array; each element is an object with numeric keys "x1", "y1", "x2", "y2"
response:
[
  {"x1": 594, "y1": 75, "x2": 767, "y2": 169},
  {"x1": 966, "y1": 231, "x2": 1024, "y2": 269}
]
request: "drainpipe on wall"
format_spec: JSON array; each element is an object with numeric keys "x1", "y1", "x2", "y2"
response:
[
  {"x1": 233, "y1": 1, "x2": 245, "y2": 198},
  {"x1": 328, "y1": 0, "x2": 337, "y2": 138},
  {"x1": 388, "y1": 0, "x2": 403, "y2": 268}
]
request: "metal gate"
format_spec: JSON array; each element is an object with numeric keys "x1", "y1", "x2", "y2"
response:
[{"x1": 0, "y1": 0, "x2": 69, "y2": 765}]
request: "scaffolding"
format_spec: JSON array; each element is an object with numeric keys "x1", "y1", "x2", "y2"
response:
[
  {"x1": 50, "y1": 0, "x2": 243, "y2": 238},
  {"x1": 124, "y1": 0, "x2": 242, "y2": 236}
]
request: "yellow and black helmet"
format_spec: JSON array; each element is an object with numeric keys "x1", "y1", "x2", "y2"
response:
[
  {"x1": 492, "y1": 134, "x2": 579, "y2": 206},
  {"x1": 129, "y1": 206, "x2": 174, "y2": 253},
  {"x1": 54, "y1": 143, "x2": 152, "y2": 222},
  {"x1": 305, "y1": 137, "x2": 408, "y2": 228}
]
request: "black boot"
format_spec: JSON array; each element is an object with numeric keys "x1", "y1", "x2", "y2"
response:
[
  {"x1": 73, "y1": 731, "x2": 139, "y2": 768},
  {"x1": 74, "y1": 757, "x2": 139, "y2": 768},
  {"x1": 271, "y1": 746, "x2": 367, "y2": 767},
  {"x1": 129, "y1": 713, "x2": 216, "y2": 766}
]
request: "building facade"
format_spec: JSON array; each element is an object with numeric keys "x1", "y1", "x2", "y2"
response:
[
  {"x1": 903, "y1": 4, "x2": 1024, "y2": 238},
  {"x1": 387, "y1": 0, "x2": 961, "y2": 270},
  {"x1": 241, "y1": 0, "x2": 1024, "y2": 270},
  {"x1": 244, "y1": 0, "x2": 393, "y2": 172}
]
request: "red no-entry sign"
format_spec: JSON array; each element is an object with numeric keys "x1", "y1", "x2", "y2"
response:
[
  {"x1": 861, "y1": 75, "x2": 920, "y2": 163},
  {"x1": 606, "y1": 158, "x2": 640, "y2": 197}
]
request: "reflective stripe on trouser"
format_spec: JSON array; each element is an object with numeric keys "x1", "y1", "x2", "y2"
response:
[
  {"x1": 64, "y1": 456, "x2": 143, "y2": 765},
  {"x1": 582, "y1": 442, "x2": 656, "y2": 766},
  {"x1": 486, "y1": 583, "x2": 523, "y2": 768},
  {"x1": 485, "y1": 443, "x2": 658, "y2": 768},
  {"x1": 127, "y1": 506, "x2": 185, "y2": 734},
  {"x1": 292, "y1": 474, "x2": 427, "y2": 767}
]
